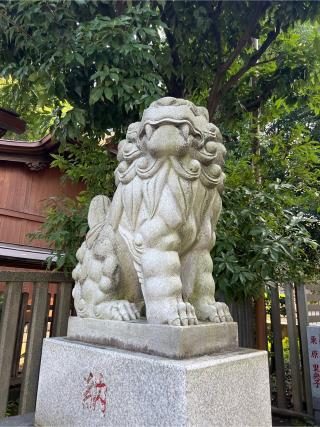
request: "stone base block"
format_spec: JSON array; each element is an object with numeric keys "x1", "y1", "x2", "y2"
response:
[
  {"x1": 67, "y1": 316, "x2": 238, "y2": 358},
  {"x1": 35, "y1": 338, "x2": 271, "y2": 427}
]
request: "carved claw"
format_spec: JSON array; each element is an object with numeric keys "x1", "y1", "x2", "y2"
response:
[
  {"x1": 167, "y1": 301, "x2": 198, "y2": 326},
  {"x1": 194, "y1": 301, "x2": 233, "y2": 323},
  {"x1": 94, "y1": 300, "x2": 140, "y2": 321}
]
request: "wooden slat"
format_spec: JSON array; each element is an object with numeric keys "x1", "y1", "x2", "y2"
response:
[
  {"x1": 307, "y1": 315, "x2": 320, "y2": 323},
  {"x1": 0, "y1": 270, "x2": 71, "y2": 283},
  {"x1": 285, "y1": 283, "x2": 303, "y2": 412},
  {"x1": 0, "y1": 163, "x2": 84, "y2": 248},
  {"x1": 19, "y1": 282, "x2": 48, "y2": 414},
  {"x1": 229, "y1": 299, "x2": 255, "y2": 348},
  {"x1": 243, "y1": 301, "x2": 248, "y2": 346},
  {"x1": 256, "y1": 293, "x2": 267, "y2": 350},
  {"x1": 52, "y1": 282, "x2": 72, "y2": 337},
  {"x1": 307, "y1": 304, "x2": 320, "y2": 311},
  {"x1": 0, "y1": 207, "x2": 45, "y2": 223},
  {"x1": 296, "y1": 284, "x2": 313, "y2": 415},
  {"x1": 270, "y1": 285, "x2": 286, "y2": 408},
  {"x1": 306, "y1": 284, "x2": 320, "y2": 292},
  {"x1": 244, "y1": 301, "x2": 249, "y2": 346},
  {"x1": 0, "y1": 282, "x2": 22, "y2": 417},
  {"x1": 49, "y1": 293, "x2": 57, "y2": 337},
  {"x1": 12, "y1": 293, "x2": 29, "y2": 378},
  {"x1": 44, "y1": 292, "x2": 51, "y2": 337},
  {"x1": 247, "y1": 300, "x2": 254, "y2": 348},
  {"x1": 306, "y1": 294, "x2": 320, "y2": 302}
]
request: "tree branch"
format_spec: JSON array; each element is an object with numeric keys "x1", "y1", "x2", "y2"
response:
[
  {"x1": 204, "y1": 1, "x2": 223, "y2": 66},
  {"x1": 219, "y1": 1, "x2": 269, "y2": 75},
  {"x1": 207, "y1": 1, "x2": 270, "y2": 119},
  {"x1": 253, "y1": 55, "x2": 283, "y2": 67},
  {"x1": 224, "y1": 71, "x2": 281, "y2": 122},
  {"x1": 115, "y1": 0, "x2": 126, "y2": 16},
  {"x1": 222, "y1": 24, "x2": 281, "y2": 94},
  {"x1": 212, "y1": 1, "x2": 223, "y2": 66},
  {"x1": 160, "y1": 1, "x2": 185, "y2": 97}
]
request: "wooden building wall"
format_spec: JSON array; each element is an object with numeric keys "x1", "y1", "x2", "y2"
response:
[{"x1": 0, "y1": 162, "x2": 84, "y2": 248}]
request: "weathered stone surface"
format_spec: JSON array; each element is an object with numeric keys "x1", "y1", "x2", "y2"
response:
[
  {"x1": 67, "y1": 316, "x2": 238, "y2": 358},
  {"x1": 0, "y1": 413, "x2": 34, "y2": 426},
  {"x1": 35, "y1": 338, "x2": 271, "y2": 427},
  {"x1": 71, "y1": 97, "x2": 232, "y2": 326}
]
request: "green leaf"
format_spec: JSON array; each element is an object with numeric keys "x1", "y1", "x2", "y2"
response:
[
  {"x1": 89, "y1": 87, "x2": 104, "y2": 105},
  {"x1": 75, "y1": 53, "x2": 85, "y2": 66},
  {"x1": 104, "y1": 87, "x2": 113, "y2": 101}
]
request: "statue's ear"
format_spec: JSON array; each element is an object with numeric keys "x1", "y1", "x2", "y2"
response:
[{"x1": 88, "y1": 195, "x2": 111, "y2": 229}]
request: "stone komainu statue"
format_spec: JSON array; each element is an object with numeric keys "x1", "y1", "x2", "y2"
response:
[{"x1": 72, "y1": 97, "x2": 232, "y2": 325}]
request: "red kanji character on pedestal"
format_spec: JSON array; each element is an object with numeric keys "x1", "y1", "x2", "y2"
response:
[{"x1": 82, "y1": 372, "x2": 107, "y2": 416}]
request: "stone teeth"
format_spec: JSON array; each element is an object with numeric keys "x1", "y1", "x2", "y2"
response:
[{"x1": 145, "y1": 124, "x2": 153, "y2": 139}]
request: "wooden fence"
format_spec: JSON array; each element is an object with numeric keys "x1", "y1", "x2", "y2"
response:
[
  {"x1": 268, "y1": 282, "x2": 320, "y2": 420},
  {"x1": 228, "y1": 299, "x2": 255, "y2": 348},
  {"x1": 0, "y1": 271, "x2": 73, "y2": 418}
]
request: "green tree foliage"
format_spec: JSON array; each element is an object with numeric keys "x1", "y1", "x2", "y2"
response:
[
  {"x1": 0, "y1": 1, "x2": 319, "y2": 298},
  {"x1": 156, "y1": 1, "x2": 320, "y2": 119},
  {"x1": 0, "y1": 1, "x2": 164, "y2": 134},
  {"x1": 214, "y1": 186, "x2": 318, "y2": 300}
]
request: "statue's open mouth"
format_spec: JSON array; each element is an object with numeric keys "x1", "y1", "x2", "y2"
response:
[{"x1": 139, "y1": 119, "x2": 202, "y2": 142}]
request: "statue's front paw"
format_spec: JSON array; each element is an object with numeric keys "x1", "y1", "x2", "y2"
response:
[
  {"x1": 147, "y1": 299, "x2": 198, "y2": 326},
  {"x1": 169, "y1": 301, "x2": 198, "y2": 326},
  {"x1": 94, "y1": 300, "x2": 140, "y2": 321},
  {"x1": 194, "y1": 301, "x2": 233, "y2": 323}
]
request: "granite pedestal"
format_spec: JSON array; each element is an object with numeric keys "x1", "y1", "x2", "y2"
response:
[
  {"x1": 67, "y1": 317, "x2": 238, "y2": 358},
  {"x1": 35, "y1": 332, "x2": 271, "y2": 426}
]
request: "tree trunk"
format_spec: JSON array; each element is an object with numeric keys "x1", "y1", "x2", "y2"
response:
[
  {"x1": 251, "y1": 38, "x2": 265, "y2": 348},
  {"x1": 251, "y1": 107, "x2": 262, "y2": 185}
]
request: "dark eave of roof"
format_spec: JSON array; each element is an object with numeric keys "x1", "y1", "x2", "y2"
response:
[
  {"x1": 0, "y1": 134, "x2": 59, "y2": 171},
  {"x1": 0, "y1": 134, "x2": 57, "y2": 154},
  {"x1": 0, "y1": 108, "x2": 27, "y2": 137},
  {"x1": 0, "y1": 242, "x2": 56, "y2": 268},
  {"x1": 104, "y1": 141, "x2": 118, "y2": 155},
  {"x1": 0, "y1": 131, "x2": 117, "y2": 171}
]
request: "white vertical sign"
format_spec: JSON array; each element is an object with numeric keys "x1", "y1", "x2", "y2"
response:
[{"x1": 307, "y1": 325, "x2": 320, "y2": 399}]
